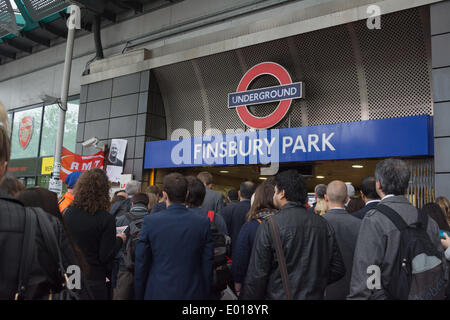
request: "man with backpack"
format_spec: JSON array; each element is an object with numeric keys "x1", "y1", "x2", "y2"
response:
[
  {"x1": 115, "y1": 192, "x2": 150, "y2": 300},
  {"x1": 110, "y1": 180, "x2": 141, "y2": 218},
  {"x1": 348, "y1": 158, "x2": 448, "y2": 300},
  {"x1": 185, "y1": 176, "x2": 231, "y2": 299},
  {"x1": 0, "y1": 104, "x2": 83, "y2": 300}
]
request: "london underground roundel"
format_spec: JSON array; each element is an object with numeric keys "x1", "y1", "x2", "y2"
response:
[{"x1": 228, "y1": 62, "x2": 303, "y2": 129}]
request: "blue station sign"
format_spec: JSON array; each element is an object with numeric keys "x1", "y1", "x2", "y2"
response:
[{"x1": 144, "y1": 115, "x2": 433, "y2": 169}]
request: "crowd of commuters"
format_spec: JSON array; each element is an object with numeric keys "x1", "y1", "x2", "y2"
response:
[{"x1": 2, "y1": 102, "x2": 450, "y2": 300}]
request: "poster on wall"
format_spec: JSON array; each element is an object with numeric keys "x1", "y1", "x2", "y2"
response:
[{"x1": 107, "y1": 139, "x2": 127, "y2": 182}]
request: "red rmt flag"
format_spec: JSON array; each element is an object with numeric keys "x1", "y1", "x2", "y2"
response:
[{"x1": 60, "y1": 147, "x2": 104, "y2": 182}]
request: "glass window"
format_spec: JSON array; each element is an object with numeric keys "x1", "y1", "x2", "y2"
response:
[
  {"x1": 7, "y1": 113, "x2": 12, "y2": 138},
  {"x1": 40, "y1": 100, "x2": 79, "y2": 156},
  {"x1": 10, "y1": 107, "x2": 43, "y2": 159},
  {"x1": 25, "y1": 177, "x2": 36, "y2": 188}
]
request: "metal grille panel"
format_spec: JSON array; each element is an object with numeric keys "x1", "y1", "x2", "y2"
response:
[
  {"x1": 154, "y1": 7, "x2": 432, "y2": 137},
  {"x1": 293, "y1": 24, "x2": 361, "y2": 126},
  {"x1": 354, "y1": 9, "x2": 432, "y2": 119},
  {"x1": 153, "y1": 61, "x2": 207, "y2": 137},
  {"x1": 407, "y1": 159, "x2": 435, "y2": 208},
  {"x1": 0, "y1": 0, "x2": 18, "y2": 37},
  {"x1": 196, "y1": 50, "x2": 246, "y2": 132},
  {"x1": 22, "y1": 0, "x2": 68, "y2": 21}
]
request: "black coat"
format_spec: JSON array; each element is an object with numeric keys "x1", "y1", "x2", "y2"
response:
[
  {"x1": 242, "y1": 202, "x2": 345, "y2": 300},
  {"x1": 0, "y1": 191, "x2": 79, "y2": 299},
  {"x1": 64, "y1": 206, "x2": 123, "y2": 283},
  {"x1": 352, "y1": 201, "x2": 380, "y2": 220},
  {"x1": 218, "y1": 200, "x2": 251, "y2": 253},
  {"x1": 322, "y1": 208, "x2": 361, "y2": 300}
]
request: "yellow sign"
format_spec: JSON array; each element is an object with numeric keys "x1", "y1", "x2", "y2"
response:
[{"x1": 41, "y1": 157, "x2": 54, "y2": 175}]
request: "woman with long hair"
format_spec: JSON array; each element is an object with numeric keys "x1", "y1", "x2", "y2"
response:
[
  {"x1": 232, "y1": 182, "x2": 277, "y2": 297},
  {"x1": 64, "y1": 168, "x2": 126, "y2": 300},
  {"x1": 420, "y1": 202, "x2": 450, "y2": 233},
  {"x1": 436, "y1": 196, "x2": 450, "y2": 227}
]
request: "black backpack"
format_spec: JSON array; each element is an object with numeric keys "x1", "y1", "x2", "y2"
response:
[
  {"x1": 377, "y1": 204, "x2": 448, "y2": 300},
  {"x1": 207, "y1": 211, "x2": 232, "y2": 294},
  {"x1": 122, "y1": 216, "x2": 145, "y2": 271}
]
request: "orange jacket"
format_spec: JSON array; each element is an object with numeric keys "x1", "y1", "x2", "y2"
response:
[{"x1": 58, "y1": 192, "x2": 74, "y2": 213}]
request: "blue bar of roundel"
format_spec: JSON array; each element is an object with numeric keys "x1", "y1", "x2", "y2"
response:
[
  {"x1": 144, "y1": 115, "x2": 433, "y2": 169},
  {"x1": 228, "y1": 82, "x2": 302, "y2": 108}
]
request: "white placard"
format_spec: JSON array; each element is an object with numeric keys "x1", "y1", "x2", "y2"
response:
[
  {"x1": 107, "y1": 139, "x2": 127, "y2": 182},
  {"x1": 49, "y1": 178, "x2": 63, "y2": 197}
]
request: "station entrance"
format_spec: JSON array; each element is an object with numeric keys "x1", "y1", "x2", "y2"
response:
[{"x1": 151, "y1": 157, "x2": 434, "y2": 208}]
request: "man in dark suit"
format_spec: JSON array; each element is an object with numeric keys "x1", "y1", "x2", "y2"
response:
[
  {"x1": 134, "y1": 173, "x2": 214, "y2": 300},
  {"x1": 218, "y1": 181, "x2": 256, "y2": 254},
  {"x1": 352, "y1": 176, "x2": 381, "y2": 220},
  {"x1": 322, "y1": 180, "x2": 361, "y2": 300},
  {"x1": 197, "y1": 171, "x2": 225, "y2": 214}
]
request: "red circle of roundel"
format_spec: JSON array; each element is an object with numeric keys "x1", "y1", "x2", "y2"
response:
[{"x1": 235, "y1": 62, "x2": 293, "y2": 129}]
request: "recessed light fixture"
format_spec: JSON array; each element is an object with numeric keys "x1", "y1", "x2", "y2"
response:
[
  {"x1": 316, "y1": 176, "x2": 325, "y2": 179},
  {"x1": 259, "y1": 177, "x2": 267, "y2": 180},
  {"x1": 352, "y1": 165, "x2": 364, "y2": 168},
  {"x1": 219, "y1": 170, "x2": 229, "y2": 173}
]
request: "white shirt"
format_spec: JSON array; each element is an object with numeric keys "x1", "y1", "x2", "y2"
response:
[
  {"x1": 366, "y1": 200, "x2": 381, "y2": 206},
  {"x1": 381, "y1": 194, "x2": 395, "y2": 200},
  {"x1": 329, "y1": 207, "x2": 346, "y2": 211}
]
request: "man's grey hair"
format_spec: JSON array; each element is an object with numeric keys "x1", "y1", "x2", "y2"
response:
[
  {"x1": 346, "y1": 183, "x2": 355, "y2": 197},
  {"x1": 125, "y1": 180, "x2": 141, "y2": 196},
  {"x1": 314, "y1": 184, "x2": 327, "y2": 199},
  {"x1": 375, "y1": 158, "x2": 410, "y2": 196}
]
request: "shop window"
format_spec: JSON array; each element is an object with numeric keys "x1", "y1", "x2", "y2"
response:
[
  {"x1": 10, "y1": 107, "x2": 43, "y2": 160},
  {"x1": 7, "y1": 113, "x2": 12, "y2": 139},
  {"x1": 40, "y1": 100, "x2": 79, "y2": 157}
]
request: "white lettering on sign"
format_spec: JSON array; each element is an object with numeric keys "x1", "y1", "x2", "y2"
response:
[
  {"x1": 292, "y1": 135, "x2": 306, "y2": 153},
  {"x1": 70, "y1": 162, "x2": 79, "y2": 170},
  {"x1": 167, "y1": 122, "x2": 335, "y2": 174},
  {"x1": 282, "y1": 136, "x2": 293, "y2": 153},
  {"x1": 322, "y1": 133, "x2": 336, "y2": 151},
  {"x1": 231, "y1": 87, "x2": 299, "y2": 105},
  {"x1": 308, "y1": 134, "x2": 320, "y2": 152},
  {"x1": 81, "y1": 162, "x2": 92, "y2": 171}
]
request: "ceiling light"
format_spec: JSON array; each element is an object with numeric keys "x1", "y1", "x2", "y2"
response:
[
  {"x1": 352, "y1": 165, "x2": 364, "y2": 168},
  {"x1": 316, "y1": 176, "x2": 325, "y2": 179},
  {"x1": 345, "y1": 182, "x2": 352, "y2": 184},
  {"x1": 219, "y1": 170, "x2": 229, "y2": 173},
  {"x1": 259, "y1": 177, "x2": 267, "y2": 180}
]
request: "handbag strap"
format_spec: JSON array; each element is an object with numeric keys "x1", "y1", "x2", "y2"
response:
[
  {"x1": 34, "y1": 207, "x2": 93, "y2": 300},
  {"x1": 15, "y1": 207, "x2": 37, "y2": 300},
  {"x1": 33, "y1": 207, "x2": 67, "y2": 285},
  {"x1": 268, "y1": 216, "x2": 292, "y2": 300}
]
